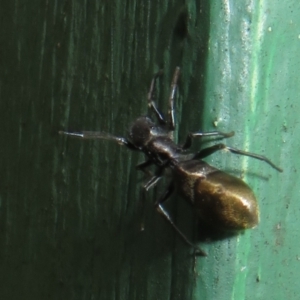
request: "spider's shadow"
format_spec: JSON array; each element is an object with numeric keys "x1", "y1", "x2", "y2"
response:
[{"x1": 195, "y1": 220, "x2": 242, "y2": 243}]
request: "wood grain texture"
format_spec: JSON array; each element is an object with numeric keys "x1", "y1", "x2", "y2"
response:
[{"x1": 0, "y1": 0, "x2": 298, "y2": 299}]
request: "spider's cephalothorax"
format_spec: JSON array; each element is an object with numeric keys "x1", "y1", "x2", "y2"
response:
[{"x1": 60, "y1": 67, "x2": 282, "y2": 256}]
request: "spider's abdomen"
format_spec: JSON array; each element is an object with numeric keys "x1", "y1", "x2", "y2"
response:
[{"x1": 173, "y1": 160, "x2": 259, "y2": 230}]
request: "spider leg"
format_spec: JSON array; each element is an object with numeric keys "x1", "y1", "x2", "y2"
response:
[
  {"x1": 147, "y1": 70, "x2": 166, "y2": 125},
  {"x1": 194, "y1": 143, "x2": 283, "y2": 172},
  {"x1": 181, "y1": 130, "x2": 234, "y2": 150},
  {"x1": 168, "y1": 67, "x2": 180, "y2": 131},
  {"x1": 59, "y1": 131, "x2": 139, "y2": 151},
  {"x1": 154, "y1": 181, "x2": 207, "y2": 256}
]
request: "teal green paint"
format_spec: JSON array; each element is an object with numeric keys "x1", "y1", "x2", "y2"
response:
[
  {"x1": 232, "y1": 233, "x2": 252, "y2": 300},
  {"x1": 200, "y1": 1, "x2": 300, "y2": 300}
]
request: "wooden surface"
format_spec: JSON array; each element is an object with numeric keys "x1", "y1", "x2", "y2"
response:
[{"x1": 0, "y1": 1, "x2": 299, "y2": 299}]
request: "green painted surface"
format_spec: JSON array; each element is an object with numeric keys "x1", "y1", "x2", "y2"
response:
[
  {"x1": 0, "y1": 0, "x2": 299, "y2": 299},
  {"x1": 197, "y1": 1, "x2": 300, "y2": 300}
]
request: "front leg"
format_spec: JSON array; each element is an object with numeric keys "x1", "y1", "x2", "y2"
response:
[
  {"x1": 167, "y1": 67, "x2": 180, "y2": 131},
  {"x1": 147, "y1": 70, "x2": 166, "y2": 125},
  {"x1": 59, "y1": 130, "x2": 139, "y2": 151}
]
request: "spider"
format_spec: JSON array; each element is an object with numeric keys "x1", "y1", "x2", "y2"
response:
[{"x1": 60, "y1": 67, "x2": 282, "y2": 256}]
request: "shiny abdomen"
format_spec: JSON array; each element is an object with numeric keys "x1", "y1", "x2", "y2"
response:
[{"x1": 174, "y1": 160, "x2": 259, "y2": 230}]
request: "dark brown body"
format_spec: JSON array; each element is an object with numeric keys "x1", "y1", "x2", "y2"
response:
[
  {"x1": 61, "y1": 67, "x2": 281, "y2": 255},
  {"x1": 173, "y1": 160, "x2": 259, "y2": 230}
]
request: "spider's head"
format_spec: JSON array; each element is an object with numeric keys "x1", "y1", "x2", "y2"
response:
[
  {"x1": 129, "y1": 116, "x2": 154, "y2": 148},
  {"x1": 129, "y1": 116, "x2": 166, "y2": 148}
]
